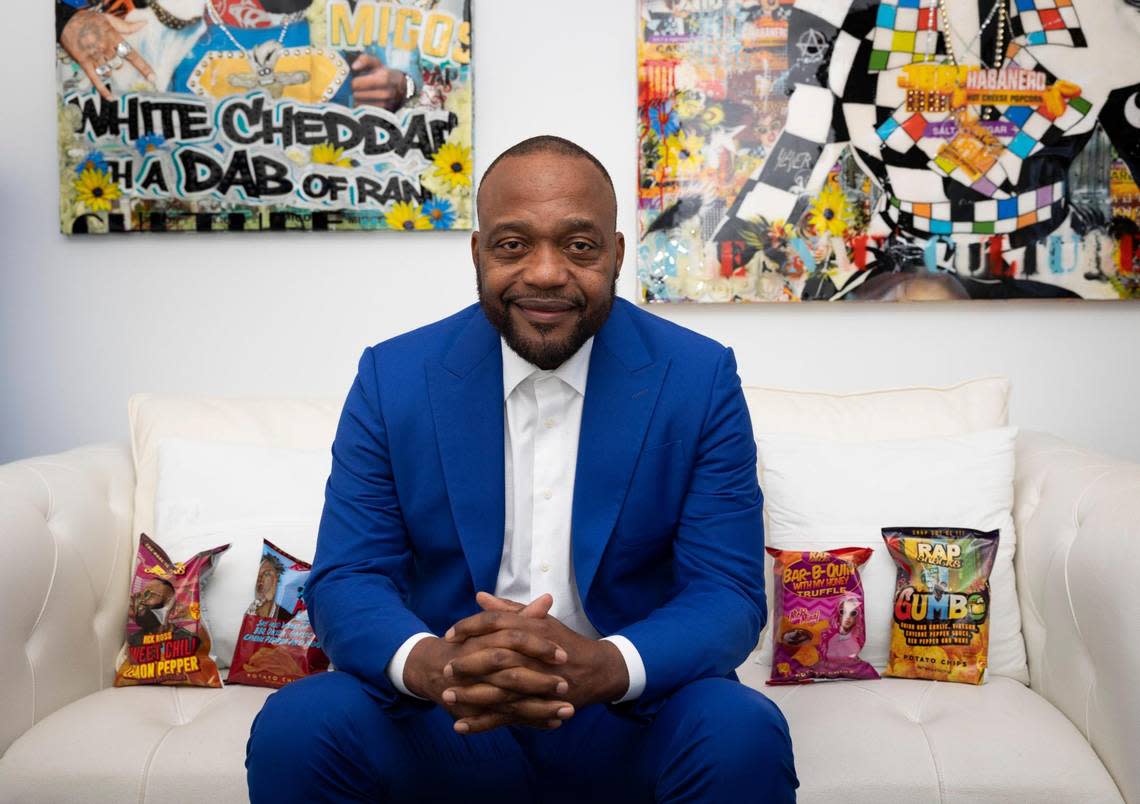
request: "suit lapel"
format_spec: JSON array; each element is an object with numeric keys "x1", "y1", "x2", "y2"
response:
[
  {"x1": 426, "y1": 308, "x2": 505, "y2": 596},
  {"x1": 572, "y1": 300, "x2": 670, "y2": 603}
]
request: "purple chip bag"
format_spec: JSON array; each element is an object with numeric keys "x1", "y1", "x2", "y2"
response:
[{"x1": 766, "y1": 546, "x2": 880, "y2": 685}]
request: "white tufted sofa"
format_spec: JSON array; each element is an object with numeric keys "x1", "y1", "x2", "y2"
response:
[{"x1": 0, "y1": 421, "x2": 1137, "y2": 802}]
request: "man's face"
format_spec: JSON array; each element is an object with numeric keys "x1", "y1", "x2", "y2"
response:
[
  {"x1": 256, "y1": 560, "x2": 280, "y2": 602},
  {"x1": 138, "y1": 580, "x2": 173, "y2": 610},
  {"x1": 472, "y1": 152, "x2": 624, "y2": 370}
]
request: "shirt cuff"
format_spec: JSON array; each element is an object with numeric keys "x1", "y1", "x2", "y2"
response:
[
  {"x1": 601, "y1": 634, "x2": 646, "y2": 703},
  {"x1": 385, "y1": 632, "x2": 435, "y2": 699}
]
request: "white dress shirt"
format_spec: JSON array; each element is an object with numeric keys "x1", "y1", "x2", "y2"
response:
[{"x1": 385, "y1": 337, "x2": 647, "y2": 704}]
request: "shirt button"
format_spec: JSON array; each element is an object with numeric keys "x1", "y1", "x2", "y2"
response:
[
  {"x1": 542, "y1": 489, "x2": 553, "y2": 500},
  {"x1": 544, "y1": 418, "x2": 557, "y2": 429},
  {"x1": 540, "y1": 562, "x2": 551, "y2": 573}
]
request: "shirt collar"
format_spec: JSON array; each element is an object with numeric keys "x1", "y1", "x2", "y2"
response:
[{"x1": 501, "y1": 336, "x2": 594, "y2": 400}]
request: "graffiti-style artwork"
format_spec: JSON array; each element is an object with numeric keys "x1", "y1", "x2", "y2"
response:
[
  {"x1": 638, "y1": 0, "x2": 1140, "y2": 302},
  {"x1": 56, "y1": 0, "x2": 472, "y2": 234}
]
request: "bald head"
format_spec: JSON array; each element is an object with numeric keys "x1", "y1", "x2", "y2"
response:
[
  {"x1": 476, "y1": 136, "x2": 617, "y2": 226},
  {"x1": 471, "y1": 136, "x2": 624, "y2": 371}
]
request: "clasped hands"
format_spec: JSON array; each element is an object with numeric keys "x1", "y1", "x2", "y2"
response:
[{"x1": 402, "y1": 592, "x2": 628, "y2": 735}]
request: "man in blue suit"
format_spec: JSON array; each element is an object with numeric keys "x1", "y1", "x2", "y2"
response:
[{"x1": 246, "y1": 136, "x2": 797, "y2": 802}]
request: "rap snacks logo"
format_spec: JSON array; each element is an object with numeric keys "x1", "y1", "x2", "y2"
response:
[{"x1": 910, "y1": 540, "x2": 962, "y2": 568}]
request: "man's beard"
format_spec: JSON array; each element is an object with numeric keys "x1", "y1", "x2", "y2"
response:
[{"x1": 477, "y1": 267, "x2": 617, "y2": 371}]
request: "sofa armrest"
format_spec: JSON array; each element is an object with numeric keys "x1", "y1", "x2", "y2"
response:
[
  {"x1": 0, "y1": 444, "x2": 134, "y2": 756},
  {"x1": 1014, "y1": 431, "x2": 1138, "y2": 804}
]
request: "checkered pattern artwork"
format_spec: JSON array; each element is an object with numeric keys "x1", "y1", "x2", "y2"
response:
[
  {"x1": 639, "y1": 0, "x2": 1140, "y2": 302},
  {"x1": 1008, "y1": 0, "x2": 1087, "y2": 48},
  {"x1": 869, "y1": 0, "x2": 943, "y2": 71},
  {"x1": 725, "y1": 0, "x2": 1098, "y2": 244},
  {"x1": 872, "y1": 42, "x2": 1093, "y2": 198},
  {"x1": 890, "y1": 179, "x2": 1067, "y2": 235}
]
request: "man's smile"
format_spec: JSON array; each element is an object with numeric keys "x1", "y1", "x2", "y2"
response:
[{"x1": 511, "y1": 298, "x2": 579, "y2": 326}]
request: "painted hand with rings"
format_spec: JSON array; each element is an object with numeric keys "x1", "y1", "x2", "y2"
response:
[{"x1": 59, "y1": 8, "x2": 157, "y2": 101}]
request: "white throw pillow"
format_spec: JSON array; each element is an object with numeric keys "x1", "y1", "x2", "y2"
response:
[
  {"x1": 744, "y1": 378, "x2": 1010, "y2": 443},
  {"x1": 153, "y1": 438, "x2": 331, "y2": 669},
  {"x1": 154, "y1": 438, "x2": 330, "y2": 536},
  {"x1": 129, "y1": 394, "x2": 341, "y2": 543},
  {"x1": 756, "y1": 427, "x2": 1028, "y2": 683}
]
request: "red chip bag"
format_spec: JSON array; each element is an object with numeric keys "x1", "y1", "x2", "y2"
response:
[
  {"x1": 227, "y1": 539, "x2": 329, "y2": 688},
  {"x1": 114, "y1": 534, "x2": 229, "y2": 687}
]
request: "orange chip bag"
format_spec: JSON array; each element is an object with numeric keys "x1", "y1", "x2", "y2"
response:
[
  {"x1": 882, "y1": 527, "x2": 999, "y2": 685},
  {"x1": 114, "y1": 534, "x2": 229, "y2": 688}
]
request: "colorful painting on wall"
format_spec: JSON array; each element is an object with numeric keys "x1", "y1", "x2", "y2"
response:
[
  {"x1": 56, "y1": 0, "x2": 472, "y2": 234},
  {"x1": 637, "y1": 0, "x2": 1140, "y2": 302}
]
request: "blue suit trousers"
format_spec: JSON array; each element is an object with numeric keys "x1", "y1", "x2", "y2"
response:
[{"x1": 246, "y1": 671, "x2": 797, "y2": 802}]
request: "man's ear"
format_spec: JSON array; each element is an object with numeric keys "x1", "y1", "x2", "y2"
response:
[
  {"x1": 614, "y1": 231, "x2": 625, "y2": 280},
  {"x1": 471, "y1": 230, "x2": 480, "y2": 269}
]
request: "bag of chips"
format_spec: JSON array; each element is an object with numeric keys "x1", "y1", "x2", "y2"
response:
[
  {"x1": 114, "y1": 534, "x2": 229, "y2": 687},
  {"x1": 766, "y1": 547, "x2": 879, "y2": 684},
  {"x1": 227, "y1": 539, "x2": 329, "y2": 688},
  {"x1": 882, "y1": 527, "x2": 1000, "y2": 684}
]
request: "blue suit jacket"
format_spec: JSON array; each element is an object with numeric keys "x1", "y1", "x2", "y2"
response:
[{"x1": 308, "y1": 298, "x2": 766, "y2": 720}]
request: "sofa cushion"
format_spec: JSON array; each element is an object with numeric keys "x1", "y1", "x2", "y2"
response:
[
  {"x1": 0, "y1": 668, "x2": 1121, "y2": 804},
  {"x1": 0, "y1": 686, "x2": 272, "y2": 804},
  {"x1": 736, "y1": 657, "x2": 1124, "y2": 804}
]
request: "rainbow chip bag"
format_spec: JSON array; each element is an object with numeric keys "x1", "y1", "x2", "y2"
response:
[
  {"x1": 766, "y1": 547, "x2": 879, "y2": 685},
  {"x1": 115, "y1": 534, "x2": 229, "y2": 687},
  {"x1": 227, "y1": 539, "x2": 329, "y2": 688},
  {"x1": 882, "y1": 527, "x2": 999, "y2": 685}
]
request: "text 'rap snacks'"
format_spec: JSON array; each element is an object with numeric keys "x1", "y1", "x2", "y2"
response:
[
  {"x1": 882, "y1": 527, "x2": 999, "y2": 685},
  {"x1": 766, "y1": 547, "x2": 879, "y2": 685},
  {"x1": 227, "y1": 540, "x2": 329, "y2": 688},
  {"x1": 115, "y1": 535, "x2": 229, "y2": 688}
]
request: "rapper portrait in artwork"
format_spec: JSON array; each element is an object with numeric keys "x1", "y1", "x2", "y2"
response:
[
  {"x1": 55, "y1": 0, "x2": 472, "y2": 234},
  {"x1": 638, "y1": 0, "x2": 1140, "y2": 301}
]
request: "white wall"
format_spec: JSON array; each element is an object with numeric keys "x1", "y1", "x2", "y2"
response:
[{"x1": 3, "y1": 0, "x2": 1139, "y2": 464}]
